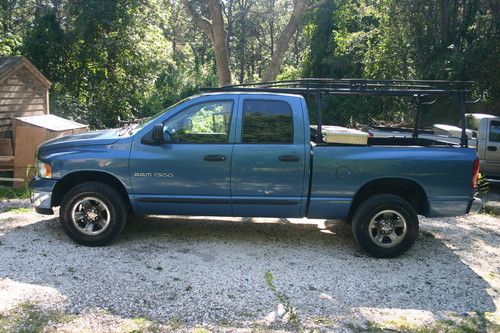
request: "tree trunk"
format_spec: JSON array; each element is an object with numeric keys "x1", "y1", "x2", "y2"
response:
[
  {"x1": 237, "y1": 0, "x2": 251, "y2": 84},
  {"x1": 208, "y1": 0, "x2": 231, "y2": 85},
  {"x1": 182, "y1": 0, "x2": 232, "y2": 86},
  {"x1": 262, "y1": 0, "x2": 307, "y2": 81},
  {"x1": 225, "y1": 0, "x2": 234, "y2": 59},
  {"x1": 440, "y1": 0, "x2": 449, "y2": 45}
]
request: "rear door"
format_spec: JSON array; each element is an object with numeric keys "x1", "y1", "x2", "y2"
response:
[
  {"x1": 484, "y1": 119, "x2": 500, "y2": 178},
  {"x1": 230, "y1": 95, "x2": 307, "y2": 217}
]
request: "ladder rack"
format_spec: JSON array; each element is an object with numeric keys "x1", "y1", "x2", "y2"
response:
[{"x1": 201, "y1": 78, "x2": 480, "y2": 147}]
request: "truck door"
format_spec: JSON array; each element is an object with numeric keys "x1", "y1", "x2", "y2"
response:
[
  {"x1": 230, "y1": 96, "x2": 307, "y2": 217},
  {"x1": 129, "y1": 97, "x2": 237, "y2": 215},
  {"x1": 483, "y1": 119, "x2": 500, "y2": 178}
]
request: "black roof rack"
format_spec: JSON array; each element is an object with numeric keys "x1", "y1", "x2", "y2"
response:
[
  {"x1": 202, "y1": 78, "x2": 478, "y2": 99},
  {"x1": 201, "y1": 78, "x2": 480, "y2": 147}
]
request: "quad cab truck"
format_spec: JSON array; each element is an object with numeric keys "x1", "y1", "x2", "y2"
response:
[{"x1": 30, "y1": 79, "x2": 482, "y2": 258}]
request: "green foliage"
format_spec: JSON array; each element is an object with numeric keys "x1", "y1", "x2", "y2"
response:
[
  {"x1": 0, "y1": 187, "x2": 30, "y2": 200},
  {"x1": 477, "y1": 174, "x2": 489, "y2": 195},
  {"x1": 303, "y1": 0, "x2": 500, "y2": 127},
  {"x1": 1, "y1": 0, "x2": 498, "y2": 129},
  {"x1": 2, "y1": 0, "x2": 219, "y2": 128}
]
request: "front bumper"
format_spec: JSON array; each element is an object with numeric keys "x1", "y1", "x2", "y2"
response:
[{"x1": 29, "y1": 177, "x2": 57, "y2": 215}]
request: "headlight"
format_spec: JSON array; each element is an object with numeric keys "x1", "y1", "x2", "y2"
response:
[{"x1": 37, "y1": 162, "x2": 52, "y2": 179}]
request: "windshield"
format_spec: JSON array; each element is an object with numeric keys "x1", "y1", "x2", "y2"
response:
[{"x1": 127, "y1": 97, "x2": 190, "y2": 135}]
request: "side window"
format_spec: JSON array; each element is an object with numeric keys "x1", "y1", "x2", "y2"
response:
[
  {"x1": 165, "y1": 101, "x2": 233, "y2": 144},
  {"x1": 489, "y1": 121, "x2": 500, "y2": 142},
  {"x1": 242, "y1": 100, "x2": 294, "y2": 144}
]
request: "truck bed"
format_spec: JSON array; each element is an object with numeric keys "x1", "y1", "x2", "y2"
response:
[{"x1": 307, "y1": 144, "x2": 477, "y2": 219}]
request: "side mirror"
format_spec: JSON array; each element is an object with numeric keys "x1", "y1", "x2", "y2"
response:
[
  {"x1": 152, "y1": 123, "x2": 165, "y2": 144},
  {"x1": 142, "y1": 123, "x2": 173, "y2": 145}
]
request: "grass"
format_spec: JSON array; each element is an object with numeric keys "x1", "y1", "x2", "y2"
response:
[
  {"x1": 263, "y1": 271, "x2": 322, "y2": 333},
  {"x1": 193, "y1": 328, "x2": 211, "y2": 333},
  {"x1": 127, "y1": 317, "x2": 161, "y2": 333},
  {"x1": 4, "y1": 207, "x2": 31, "y2": 213},
  {"x1": 0, "y1": 186, "x2": 30, "y2": 200},
  {"x1": 347, "y1": 312, "x2": 500, "y2": 333},
  {"x1": 167, "y1": 316, "x2": 183, "y2": 330},
  {"x1": 264, "y1": 271, "x2": 299, "y2": 324},
  {"x1": 0, "y1": 302, "x2": 71, "y2": 333},
  {"x1": 311, "y1": 316, "x2": 334, "y2": 326}
]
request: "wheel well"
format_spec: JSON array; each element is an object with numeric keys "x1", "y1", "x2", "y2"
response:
[
  {"x1": 52, "y1": 171, "x2": 131, "y2": 209},
  {"x1": 349, "y1": 178, "x2": 429, "y2": 218}
]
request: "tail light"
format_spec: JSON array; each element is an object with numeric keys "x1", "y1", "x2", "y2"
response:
[{"x1": 471, "y1": 157, "x2": 480, "y2": 189}]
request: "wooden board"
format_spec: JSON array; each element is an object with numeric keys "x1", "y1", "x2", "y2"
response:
[
  {"x1": 0, "y1": 70, "x2": 49, "y2": 138},
  {"x1": 0, "y1": 138, "x2": 13, "y2": 155},
  {"x1": 14, "y1": 126, "x2": 46, "y2": 166},
  {"x1": 0, "y1": 155, "x2": 14, "y2": 164},
  {"x1": 13, "y1": 126, "x2": 46, "y2": 186}
]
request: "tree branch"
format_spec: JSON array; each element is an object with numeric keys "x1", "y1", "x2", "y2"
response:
[
  {"x1": 182, "y1": 0, "x2": 214, "y2": 42},
  {"x1": 305, "y1": 0, "x2": 328, "y2": 12}
]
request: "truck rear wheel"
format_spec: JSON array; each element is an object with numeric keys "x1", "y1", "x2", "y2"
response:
[
  {"x1": 60, "y1": 182, "x2": 127, "y2": 246},
  {"x1": 351, "y1": 194, "x2": 418, "y2": 258}
]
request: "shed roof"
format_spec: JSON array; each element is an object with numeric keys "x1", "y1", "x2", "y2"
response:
[
  {"x1": 14, "y1": 114, "x2": 87, "y2": 132},
  {"x1": 0, "y1": 56, "x2": 51, "y2": 88}
]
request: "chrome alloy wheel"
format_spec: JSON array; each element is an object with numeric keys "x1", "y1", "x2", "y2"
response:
[
  {"x1": 71, "y1": 197, "x2": 111, "y2": 236},
  {"x1": 368, "y1": 210, "x2": 407, "y2": 248}
]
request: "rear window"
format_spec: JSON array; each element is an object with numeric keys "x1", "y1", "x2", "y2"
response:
[{"x1": 242, "y1": 100, "x2": 294, "y2": 144}]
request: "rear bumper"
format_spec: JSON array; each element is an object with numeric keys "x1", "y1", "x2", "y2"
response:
[
  {"x1": 466, "y1": 197, "x2": 482, "y2": 214},
  {"x1": 29, "y1": 177, "x2": 57, "y2": 215},
  {"x1": 428, "y1": 196, "x2": 482, "y2": 217}
]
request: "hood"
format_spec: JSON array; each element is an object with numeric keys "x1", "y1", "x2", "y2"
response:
[{"x1": 38, "y1": 129, "x2": 122, "y2": 154}]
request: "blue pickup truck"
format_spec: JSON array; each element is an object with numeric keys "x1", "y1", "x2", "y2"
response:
[{"x1": 30, "y1": 79, "x2": 481, "y2": 257}]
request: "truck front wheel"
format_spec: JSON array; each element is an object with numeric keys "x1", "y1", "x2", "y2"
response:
[
  {"x1": 351, "y1": 194, "x2": 419, "y2": 258},
  {"x1": 60, "y1": 182, "x2": 127, "y2": 246}
]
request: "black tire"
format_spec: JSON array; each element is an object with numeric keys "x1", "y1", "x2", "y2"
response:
[
  {"x1": 351, "y1": 194, "x2": 419, "y2": 258},
  {"x1": 60, "y1": 182, "x2": 127, "y2": 246}
]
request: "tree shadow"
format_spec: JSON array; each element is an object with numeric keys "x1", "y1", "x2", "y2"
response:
[{"x1": 0, "y1": 214, "x2": 496, "y2": 326}]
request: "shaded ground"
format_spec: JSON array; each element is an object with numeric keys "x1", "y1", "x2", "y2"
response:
[{"x1": 0, "y1": 206, "x2": 498, "y2": 332}]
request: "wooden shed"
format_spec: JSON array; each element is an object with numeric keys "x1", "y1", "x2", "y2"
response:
[
  {"x1": 10, "y1": 115, "x2": 87, "y2": 185},
  {"x1": 0, "y1": 56, "x2": 51, "y2": 139},
  {"x1": 0, "y1": 57, "x2": 88, "y2": 186}
]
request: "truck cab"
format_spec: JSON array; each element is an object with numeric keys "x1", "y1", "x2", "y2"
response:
[
  {"x1": 467, "y1": 113, "x2": 500, "y2": 179},
  {"x1": 130, "y1": 92, "x2": 309, "y2": 218}
]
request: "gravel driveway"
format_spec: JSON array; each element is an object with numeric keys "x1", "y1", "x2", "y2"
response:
[{"x1": 0, "y1": 201, "x2": 498, "y2": 332}]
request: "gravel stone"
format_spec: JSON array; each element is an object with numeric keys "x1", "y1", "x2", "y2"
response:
[
  {"x1": 0, "y1": 207, "x2": 498, "y2": 331},
  {"x1": 0, "y1": 198, "x2": 31, "y2": 213}
]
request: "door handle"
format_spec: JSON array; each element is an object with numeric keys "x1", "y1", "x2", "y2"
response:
[
  {"x1": 204, "y1": 154, "x2": 226, "y2": 161},
  {"x1": 487, "y1": 146, "x2": 497, "y2": 152},
  {"x1": 279, "y1": 155, "x2": 301, "y2": 162}
]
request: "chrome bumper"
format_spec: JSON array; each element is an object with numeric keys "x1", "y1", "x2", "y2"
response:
[{"x1": 31, "y1": 190, "x2": 54, "y2": 215}]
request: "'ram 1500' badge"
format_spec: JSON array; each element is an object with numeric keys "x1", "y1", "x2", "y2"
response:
[{"x1": 133, "y1": 172, "x2": 174, "y2": 178}]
